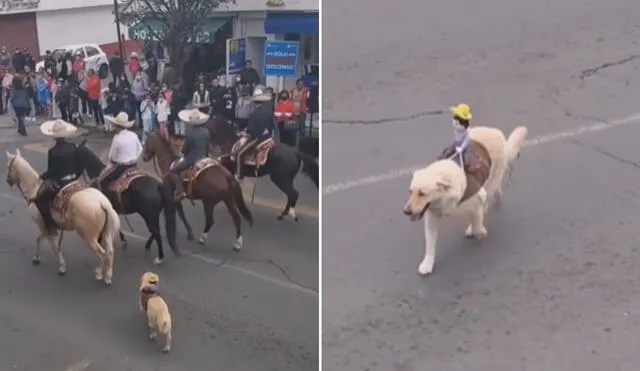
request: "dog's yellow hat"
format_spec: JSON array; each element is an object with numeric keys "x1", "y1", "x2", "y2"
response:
[{"x1": 148, "y1": 274, "x2": 159, "y2": 284}]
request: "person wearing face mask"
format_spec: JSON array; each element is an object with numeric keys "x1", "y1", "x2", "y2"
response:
[
  {"x1": 442, "y1": 103, "x2": 474, "y2": 171},
  {"x1": 274, "y1": 90, "x2": 297, "y2": 146}
]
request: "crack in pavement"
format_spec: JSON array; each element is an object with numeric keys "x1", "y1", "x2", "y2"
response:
[
  {"x1": 323, "y1": 109, "x2": 446, "y2": 125},
  {"x1": 576, "y1": 54, "x2": 640, "y2": 80},
  {"x1": 184, "y1": 250, "x2": 317, "y2": 293},
  {"x1": 569, "y1": 138, "x2": 640, "y2": 170}
]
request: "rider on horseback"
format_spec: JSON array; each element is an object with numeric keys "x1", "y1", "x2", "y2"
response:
[
  {"x1": 234, "y1": 86, "x2": 273, "y2": 180},
  {"x1": 169, "y1": 108, "x2": 211, "y2": 201},
  {"x1": 98, "y1": 112, "x2": 143, "y2": 192},
  {"x1": 30, "y1": 119, "x2": 82, "y2": 235}
]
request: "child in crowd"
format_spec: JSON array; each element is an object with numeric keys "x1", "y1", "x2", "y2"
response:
[
  {"x1": 140, "y1": 92, "x2": 156, "y2": 143},
  {"x1": 156, "y1": 91, "x2": 170, "y2": 140}
]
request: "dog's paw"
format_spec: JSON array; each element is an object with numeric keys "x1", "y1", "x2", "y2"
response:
[
  {"x1": 465, "y1": 225, "x2": 487, "y2": 239},
  {"x1": 162, "y1": 346, "x2": 171, "y2": 353},
  {"x1": 418, "y1": 259, "x2": 434, "y2": 276},
  {"x1": 149, "y1": 332, "x2": 157, "y2": 341}
]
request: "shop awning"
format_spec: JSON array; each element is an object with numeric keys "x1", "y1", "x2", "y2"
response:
[
  {"x1": 264, "y1": 12, "x2": 319, "y2": 35},
  {"x1": 128, "y1": 18, "x2": 230, "y2": 43}
]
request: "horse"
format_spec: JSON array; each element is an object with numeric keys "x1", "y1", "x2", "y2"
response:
[
  {"x1": 142, "y1": 132, "x2": 253, "y2": 249},
  {"x1": 402, "y1": 126, "x2": 529, "y2": 276},
  {"x1": 75, "y1": 141, "x2": 187, "y2": 264},
  {"x1": 206, "y1": 116, "x2": 319, "y2": 221},
  {"x1": 5, "y1": 149, "x2": 121, "y2": 284}
]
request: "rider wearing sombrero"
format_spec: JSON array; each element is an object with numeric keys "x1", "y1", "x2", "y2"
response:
[
  {"x1": 30, "y1": 119, "x2": 82, "y2": 234},
  {"x1": 168, "y1": 108, "x2": 211, "y2": 201},
  {"x1": 97, "y1": 112, "x2": 143, "y2": 192},
  {"x1": 234, "y1": 86, "x2": 273, "y2": 180}
]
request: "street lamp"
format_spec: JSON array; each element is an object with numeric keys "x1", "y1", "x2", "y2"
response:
[{"x1": 113, "y1": 0, "x2": 125, "y2": 58}]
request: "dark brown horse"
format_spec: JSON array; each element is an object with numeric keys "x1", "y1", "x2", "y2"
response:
[
  {"x1": 207, "y1": 116, "x2": 319, "y2": 221},
  {"x1": 142, "y1": 132, "x2": 253, "y2": 250}
]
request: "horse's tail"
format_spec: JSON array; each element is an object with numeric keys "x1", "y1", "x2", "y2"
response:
[
  {"x1": 159, "y1": 181, "x2": 179, "y2": 255},
  {"x1": 228, "y1": 173, "x2": 253, "y2": 226},
  {"x1": 506, "y1": 126, "x2": 529, "y2": 164},
  {"x1": 98, "y1": 196, "x2": 121, "y2": 251},
  {"x1": 297, "y1": 151, "x2": 319, "y2": 188}
]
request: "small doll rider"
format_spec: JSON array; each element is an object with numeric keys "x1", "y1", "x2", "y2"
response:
[{"x1": 450, "y1": 103, "x2": 473, "y2": 169}]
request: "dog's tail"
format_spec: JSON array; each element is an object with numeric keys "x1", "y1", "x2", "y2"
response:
[{"x1": 506, "y1": 126, "x2": 528, "y2": 164}]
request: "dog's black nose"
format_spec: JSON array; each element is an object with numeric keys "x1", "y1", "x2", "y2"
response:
[{"x1": 403, "y1": 208, "x2": 412, "y2": 216}]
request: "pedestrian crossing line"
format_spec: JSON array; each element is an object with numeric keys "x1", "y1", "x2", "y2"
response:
[{"x1": 20, "y1": 142, "x2": 319, "y2": 218}]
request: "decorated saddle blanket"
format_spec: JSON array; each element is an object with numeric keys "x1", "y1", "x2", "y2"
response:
[
  {"x1": 53, "y1": 180, "x2": 88, "y2": 213},
  {"x1": 108, "y1": 167, "x2": 146, "y2": 192}
]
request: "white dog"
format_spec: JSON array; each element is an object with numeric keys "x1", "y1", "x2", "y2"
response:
[{"x1": 403, "y1": 126, "x2": 528, "y2": 276}]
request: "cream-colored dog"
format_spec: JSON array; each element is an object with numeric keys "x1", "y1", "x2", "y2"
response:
[
  {"x1": 403, "y1": 126, "x2": 528, "y2": 276},
  {"x1": 139, "y1": 272, "x2": 172, "y2": 352}
]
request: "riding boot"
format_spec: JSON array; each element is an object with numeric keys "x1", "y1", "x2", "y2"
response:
[
  {"x1": 34, "y1": 198, "x2": 57, "y2": 235},
  {"x1": 235, "y1": 154, "x2": 244, "y2": 180},
  {"x1": 170, "y1": 172, "x2": 186, "y2": 201}
]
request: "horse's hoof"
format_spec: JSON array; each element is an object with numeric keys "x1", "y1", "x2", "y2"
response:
[
  {"x1": 276, "y1": 215, "x2": 284, "y2": 221},
  {"x1": 187, "y1": 234, "x2": 195, "y2": 241},
  {"x1": 294, "y1": 217, "x2": 299, "y2": 222},
  {"x1": 31, "y1": 257, "x2": 40, "y2": 266},
  {"x1": 57, "y1": 269, "x2": 67, "y2": 276},
  {"x1": 153, "y1": 257, "x2": 164, "y2": 265},
  {"x1": 104, "y1": 279, "x2": 112, "y2": 285}
]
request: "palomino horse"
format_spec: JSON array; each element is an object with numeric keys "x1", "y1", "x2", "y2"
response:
[
  {"x1": 207, "y1": 116, "x2": 319, "y2": 221},
  {"x1": 75, "y1": 141, "x2": 186, "y2": 264},
  {"x1": 5, "y1": 149, "x2": 121, "y2": 284},
  {"x1": 142, "y1": 132, "x2": 253, "y2": 249}
]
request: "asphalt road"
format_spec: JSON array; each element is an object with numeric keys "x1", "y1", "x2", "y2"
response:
[
  {"x1": 322, "y1": 0, "x2": 640, "y2": 370},
  {"x1": 0, "y1": 125, "x2": 319, "y2": 371}
]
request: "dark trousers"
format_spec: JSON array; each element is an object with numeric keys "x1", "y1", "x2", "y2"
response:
[
  {"x1": 169, "y1": 159, "x2": 194, "y2": 195},
  {"x1": 34, "y1": 178, "x2": 75, "y2": 230},
  {"x1": 0, "y1": 86, "x2": 4, "y2": 113},
  {"x1": 99, "y1": 163, "x2": 136, "y2": 191},
  {"x1": 278, "y1": 122, "x2": 297, "y2": 147},
  {"x1": 58, "y1": 102, "x2": 69, "y2": 122},
  {"x1": 14, "y1": 106, "x2": 27, "y2": 136},
  {"x1": 235, "y1": 118, "x2": 249, "y2": 130},
  {"x1": 88, "y1": 99, "x2": 104, "y2": 125},
  {"x1": 78, "y1": 89, "x2": 88, "y2": 115}
]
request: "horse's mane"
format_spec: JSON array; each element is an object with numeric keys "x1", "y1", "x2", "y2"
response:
[
  {"x1": 152, "y1": 132, "x2": 176, "y2": 156},
  {"x1": 76, "y1": 144, "x2": 105, "y2": 177},
  {"x1": 14, "y1": 155, "x2": 39, "y2": 179}
]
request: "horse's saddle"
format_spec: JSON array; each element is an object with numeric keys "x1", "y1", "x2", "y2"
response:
[
  {"x1": 182, "y1": 157, "x2": 219, "y2": 182},
  {"x1": 438, "y1": 140, "x2": 492, "y2": 203},
  {"x1": 52, "y1": 180, "x2": 88, "y2": 214},
  {"x1": 108, "y1": 167, "x2": 147, "y2": 193},
  {"x1": 231, "y1": 136, "x2": 276, "y2": 166}
]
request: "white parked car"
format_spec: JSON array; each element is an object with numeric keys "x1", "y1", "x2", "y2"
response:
[{"x1": 36, "y1": 43, "x2": 110, "y2": 79}]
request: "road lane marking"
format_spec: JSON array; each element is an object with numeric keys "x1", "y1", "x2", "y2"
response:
[
  {"x1": 322, "y1": 113, "x2": 640, "y2": 195},
  {"x1": 0, "y1": 192, "x2": 318, "y2": 297},
  {"x1": 65, "y1": 359, "x2": 91, "y2": 371},
  {"x1": 20, "y1": 142, "x2": 319, "y2": 218}
]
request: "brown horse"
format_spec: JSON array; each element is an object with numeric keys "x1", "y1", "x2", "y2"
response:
[{"x1": 142, "y1": 132, "x2": 253, "y2": 250}]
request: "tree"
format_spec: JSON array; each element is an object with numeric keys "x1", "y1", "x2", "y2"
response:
[{"x1": 117, "y1": 0, "x2": 234, "y2": 80}]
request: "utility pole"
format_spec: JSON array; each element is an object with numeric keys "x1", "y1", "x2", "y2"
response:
[{"x1": 113, "y1": 0, "x2": 125, "y2": 58}]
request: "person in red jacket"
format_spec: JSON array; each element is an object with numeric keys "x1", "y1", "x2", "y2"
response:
[
  {"x1": 129, "y1": 52, "x2": 142, "y2": 78},
  {"x1": 274, "y1": 90, "x2": 297, "y2": 146},
  {"x1": 86, "y1": 69, "x2": 104, "y2": 125}
]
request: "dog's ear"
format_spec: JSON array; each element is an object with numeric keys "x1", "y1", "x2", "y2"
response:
[
  {"x1": 15, "y1": 148, "x2": 20, "y2": 157},
  {"x1": 5, "y1": 151, "x2": 13, "y2": 160},
  {"x1": 436, "y1": 177, "x2": 452, "y2": 191}
]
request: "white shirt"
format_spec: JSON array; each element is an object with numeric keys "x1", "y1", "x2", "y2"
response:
[
  {"x1": 108, "y1": 129, "x2": 143, "y2": 165},
  {"x1": 156, "y1": 99, "x2": 170, "y2": 122}
]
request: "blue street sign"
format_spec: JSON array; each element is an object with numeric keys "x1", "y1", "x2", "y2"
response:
[
  {"x1": 227, "y1": 38, "x2": 246, "y2": 74},
  {"x1": 263, "y1": 40, "x2": 299, "y2": 77}
]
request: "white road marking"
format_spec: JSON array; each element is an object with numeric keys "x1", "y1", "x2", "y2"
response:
[
  {"x1": 65, "y1": 359, "x2": 91, "y2": 371},
  {"x1": 323, "y1": 113, "x2": 640, "y2": 195},
  {"x1": 0, "y1": 192, "x2": 318, "y2": 297}
]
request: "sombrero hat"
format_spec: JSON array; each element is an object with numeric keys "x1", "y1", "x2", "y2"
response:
[
  {"x1": 105, "y1": 112, "x2": 135, "y2": 129},
  {"x1": 178, "y1": 109, "x2": 209, "y2": 125},
  {"x1": 40, "y1": 119, "x2": 77, "y2": 138},
  {"x1": 251, "y1": 86, "x2": 272, "y2": 102}
]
